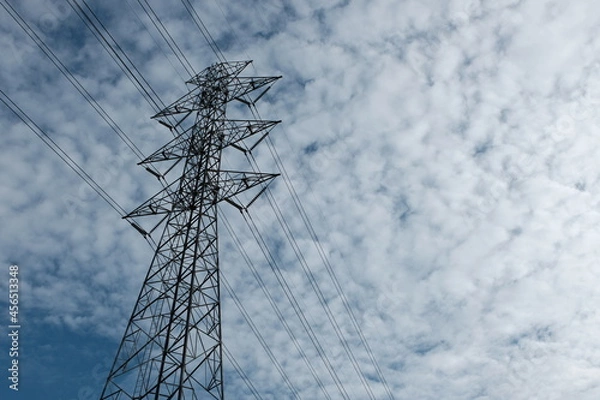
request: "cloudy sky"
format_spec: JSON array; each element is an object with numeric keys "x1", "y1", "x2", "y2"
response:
[{"x1": 2, "y1": 0, "x2": 600, "y2": 399}]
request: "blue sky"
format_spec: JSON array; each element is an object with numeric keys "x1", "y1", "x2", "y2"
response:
[{"x1": 2, "y1": 0, "x2": 600, "y2": 399}]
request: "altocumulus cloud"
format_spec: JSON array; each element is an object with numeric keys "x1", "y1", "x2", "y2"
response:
[{"x1": 2, "y1": 0, "x2": 600, "y2": 399}]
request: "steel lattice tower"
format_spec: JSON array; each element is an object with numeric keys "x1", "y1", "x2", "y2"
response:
[{"x1": 100, "y1": 61, "x2": 281, "y2": 400}]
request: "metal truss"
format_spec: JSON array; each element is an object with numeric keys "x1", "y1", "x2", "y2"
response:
[{"x1": 100, "y1": 61, "x2": 281, "y2": 400}]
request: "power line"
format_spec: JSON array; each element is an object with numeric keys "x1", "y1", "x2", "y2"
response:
[
  {"x1": 246, "y1": 87, "x2": 395, "y2": 397},
  {"x1": 67, "y1": 0, "x2": 186, "y2": 138},
  {"x1": 212, "y1": 0, "x2": 255, "y2": 68},
  {"x1": 124, "y1": 0, "x2": 190, "y2": 83},
  {"x1": 223, "y1": 344, "x2": 265, "y2": 400},
  {"x1": 222, "y1": 212, "x2": 333, "y2": 400},
  {"x1": 48, "y1": 1, "x2": 314, "y2": 390},
  {"x1": 134, "y1": 0, "x2": 197, "y2": 78},
  {"x1": 266, "y1": 136, "x2": 396, "y2": 399},
  {"x1": 2, "y1": 3, "x2": 319, "y2": 398},
  {"x1": 109, "y1": 13, "x2": 339, "y2": 394},
  {"x1": 178, "y1": 5, "x2": 379, "y2": 394},
  {"x1": 67, "y1": 0, "x2": 166, "y2": 113},
  {"x1": 243, "y1": 210, "x2": 352, "y2": 400},
  {"x1": 180, "y1": 0, "x2": 226, "y2": 63},
  {"x1": 179, "y1": 17, "x2": 370, "y2": 393},
  {"x1": 0, "y1": 0, "x2": 152, "y2": 166},
  {"x1": 245, "y1": 96, "x2": 394, "y2": 398},
  {"x1": 0, "y1": 88, "x2": 127, "y2": 217},
  {"x1": 221, "y1": 272, "x2": 300, "y2": 399},
  {"x1": 1, "y1": 85, "x2": 265, "y2": 397},
  {"x1": 5, "y1": 0, "x2": 393, "y2": 395},
  {"x1": 208, "y1": 8, "x2": 395, "y2": 394},
  {"x1": 247, "y1": 152, "x2": 378, "y2": 400}
]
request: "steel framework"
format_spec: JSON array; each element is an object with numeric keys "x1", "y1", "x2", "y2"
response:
[{"x1": 100, "y1": 61, "x2": 281, "y2": 400}]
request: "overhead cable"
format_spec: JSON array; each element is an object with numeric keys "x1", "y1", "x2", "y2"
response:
[
  {"x1": 0, "y1": 88, "x2": 127, "y2": 217},
  {"x1": 222, "y1": 212, "x2": 333, "y2": 400}
]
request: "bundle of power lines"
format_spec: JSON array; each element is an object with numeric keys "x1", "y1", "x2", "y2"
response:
[{"x1": 0, "y1": 1, "x2": 394, "y2": 399}]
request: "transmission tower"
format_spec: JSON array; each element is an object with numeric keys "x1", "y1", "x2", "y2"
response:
[{"x1": 100, "y1": 61, "x2": 281, "y2": 400}]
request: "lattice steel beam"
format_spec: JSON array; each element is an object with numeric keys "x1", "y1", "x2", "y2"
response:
[{"x1": 100, "y1": 61, "x2": 280, "y2": 400}]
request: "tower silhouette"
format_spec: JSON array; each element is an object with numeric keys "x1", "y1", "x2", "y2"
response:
[{"x1": 100, "y1": 61, "x2": 281, "y2": 399}]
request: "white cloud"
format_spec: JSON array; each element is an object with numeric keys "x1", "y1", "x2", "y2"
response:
[{"x1": 3, "y1": 0, "x2": 600, "y2": 398}]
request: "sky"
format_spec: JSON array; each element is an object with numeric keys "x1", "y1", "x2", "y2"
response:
[{"x1": 1, "y1": 0, "x2": 600, "y2": 399}]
